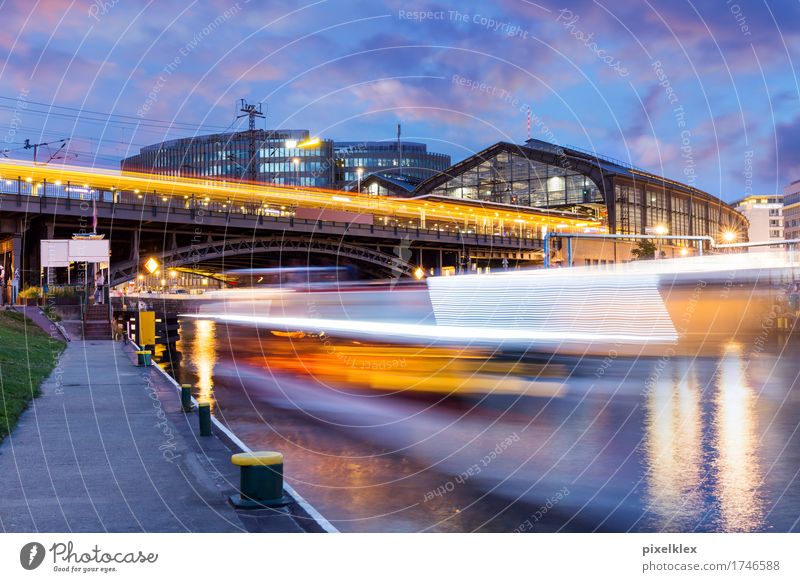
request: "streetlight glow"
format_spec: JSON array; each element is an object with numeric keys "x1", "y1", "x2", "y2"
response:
[{"x1": 144, "y1": 257, "x2": 159, "y2": 274}]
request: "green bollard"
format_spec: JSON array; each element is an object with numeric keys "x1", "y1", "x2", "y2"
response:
[
  {"x1": 136, "y1": 350, "x2": 152, "y2": 366},
  {"x1": 180, "y1": 384, "x2": 193, "y2": 412},
  {"x1": 198, "y1": 401, "x2": 212, "y2": 437},
  {"x1": 229, "y1": 451, "x2": 290, "y2": 508}
]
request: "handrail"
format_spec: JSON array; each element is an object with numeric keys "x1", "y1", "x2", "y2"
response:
[
  {"x1": 543, "y1": 232, "x2": 800, "y2": 268},
  {"x1": 0, "y1": 190, "x2": 546, "y2": 246}
]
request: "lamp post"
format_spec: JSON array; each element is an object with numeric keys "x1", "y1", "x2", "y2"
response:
[
  {"x1": 654, "y1": 224, "x2": 668, "y2": 259},
  {"x1": 356, "y1": 167, "x2": 363, "y2": 193},
  {"x1": 291, "y1": 157, "x2": 301, "y2": 187}
]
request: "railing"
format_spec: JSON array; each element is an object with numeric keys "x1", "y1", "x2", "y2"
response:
[
  {"x1": 0, "y1": 178, "x2": 545, "y2": 246},
  {"x1": 543, "y1": 232, "x2": 800, "y2": 268}
]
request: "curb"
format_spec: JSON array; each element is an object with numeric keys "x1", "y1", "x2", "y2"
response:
[{"x1": 130, "y1": 340, "x2": 339, "y2": 533}]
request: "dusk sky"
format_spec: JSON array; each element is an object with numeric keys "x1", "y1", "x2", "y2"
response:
[{"x1": 1, "y1": 0, "x2": 798, "y2": 201}]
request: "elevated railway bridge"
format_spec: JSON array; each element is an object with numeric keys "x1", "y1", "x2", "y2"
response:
[{"x1": 0, "y1": 160, "x2": 601, "y2": 288}]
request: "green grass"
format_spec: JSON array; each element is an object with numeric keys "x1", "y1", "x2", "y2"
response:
[{"x1": 0, "y1": 310, "x2": 65, "y2": 441}]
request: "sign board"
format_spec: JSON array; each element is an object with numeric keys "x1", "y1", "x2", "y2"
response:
[
  {"x1": 41, "y1": 239, "x2": 111, "y2": 265},
  {"x1": 41, "y1": 240, "x2": 71, "y2": 267},
  {"x1": 138, "y1": 311, "x2": 156, "y2": 346},
  {"x1": 69, "y1": 239, "x2": 110, "y2": 263}
]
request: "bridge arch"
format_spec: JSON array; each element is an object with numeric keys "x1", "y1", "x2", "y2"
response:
[{"x1": 109, "y1": 236, "x2": 414, "y2": 286}]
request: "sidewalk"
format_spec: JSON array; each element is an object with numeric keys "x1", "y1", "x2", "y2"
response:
[
  {"x1": 0, "y1": 339, "x2": 306, "y2": 532},
  {"x1": 13, "y1": 305, "x2": 70, "y2": 341}
]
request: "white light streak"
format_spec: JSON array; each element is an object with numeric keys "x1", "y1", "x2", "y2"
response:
[{"x1": 181, "y1": 314, "x2": 677, "y2": 344}]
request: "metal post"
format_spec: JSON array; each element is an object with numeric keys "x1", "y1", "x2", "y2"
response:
[
  {"x1": 543, "y1": 233, "x2": 550, "y2": 269},
  {"x1": 181, "y1": 384, "x2": 193, "y2": 412},
  {"x1": 567, "y1": 237, "x2": 573, "y2": 267},
  {"x1": 198, "y1": 401, "x2": 212, "y2": 436},
  {"x1": 229, "y1": 451, "x2": 289, "y2": 508}
]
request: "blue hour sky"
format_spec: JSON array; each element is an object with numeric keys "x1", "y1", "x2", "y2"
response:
[{"x1": 1, "y1": 0, "x2": 798, "y2": 201}]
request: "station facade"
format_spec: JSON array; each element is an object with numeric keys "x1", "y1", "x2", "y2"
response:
[{"x1": 410, "y1": 139, "x2": 748, "y2": 244}]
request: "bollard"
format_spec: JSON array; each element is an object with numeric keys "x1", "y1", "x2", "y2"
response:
[
  {"x1": 180, "y1": 384, "x2": 194, "y2": 412},
  {"x1": 198, "y1": 401, "x2": 212, "y2": 437},
  {"x1": 135, "y1": 350, "x2": 152, "y2": 366},
  {"x1": 229, "y1": 451, "x2": 290, "y2": 508}
]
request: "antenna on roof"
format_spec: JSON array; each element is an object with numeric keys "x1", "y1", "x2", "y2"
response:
[
  {"x1": 527, "y1": 109, "x2": 531, "y2": 141},
  {"x1": 397, "y1": 123, "x2": 402, "y2": 173}
]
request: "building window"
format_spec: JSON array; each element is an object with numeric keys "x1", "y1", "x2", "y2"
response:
[{"x1": 428, "y1": 150, "x2": 600, "y2": 209}]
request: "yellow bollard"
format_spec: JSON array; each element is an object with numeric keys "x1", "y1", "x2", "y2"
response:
[{"x1": 229, "y1": 451, "x2": 289, "y2": 508}]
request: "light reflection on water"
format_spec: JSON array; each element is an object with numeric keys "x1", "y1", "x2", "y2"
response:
[
  {"x1": 643, "y1": 367, "x2": 704, "y2": 531},
  {"x1": 172, "y1": 319, "x2": 794, "y2": 532},
  {"x1": 192, "y1": 319, "x2": 217, "y2": 408},
  {"x1": 712, "y1": 343, "x2": 764, "y2": 532},
  {"x1": 642, "y1": 343, "x2": 766, "y2": 532}
]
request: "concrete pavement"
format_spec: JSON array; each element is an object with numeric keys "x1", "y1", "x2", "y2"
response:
[{"x1": 0, "y1": 339, "x2": 306, "y2": 532}]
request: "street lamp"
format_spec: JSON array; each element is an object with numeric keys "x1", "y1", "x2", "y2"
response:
[
  {"x1": 356, "y1": 167, "x2": 364, "y2": 193},
  {"x1": 292, "y1": 157, "x2": 300, "y2": 186},
  {"x1": 722, "y1": 230, "x2": 737, "y2": 243},
  {"x1": 654, "y1": 224, "x2": 668, "y2": 259}
]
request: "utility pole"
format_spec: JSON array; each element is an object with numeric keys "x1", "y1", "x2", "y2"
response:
[
  {"x1": 24, "y1": 138, "x2": 70, "y2": 164},
  {"x1": 396, "y1": 123, "x2": 402, "y2": 175},
  {"x1": 237, "y1": 99, "x2": 264, "y2": 183}
]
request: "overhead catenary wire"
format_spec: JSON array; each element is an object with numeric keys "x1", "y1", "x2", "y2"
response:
[
  {"x1": 0, "y1": 94, "x2": 247, "y2": 168},
  {"x1": 0, "y1": 94, "x2": 237, "y2": 133}
]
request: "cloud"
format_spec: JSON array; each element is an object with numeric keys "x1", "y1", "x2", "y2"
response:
[
  {"x1": 0, "y1": 0, "x2": 796, "y2": 200},
  {"x1": 775, "y1": 115, "x2": 800, "y2": 185}
]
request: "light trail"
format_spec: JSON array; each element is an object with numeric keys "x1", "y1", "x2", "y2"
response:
[
  {"x1": 181, "y1": 314, "x2": 678, "y2": 344},
  {"x1": 0, "y1": 159, "x2": 599, "y2": 232}
]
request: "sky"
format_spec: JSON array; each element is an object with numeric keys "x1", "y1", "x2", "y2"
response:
[{"x1": 0, "y1": 0, "x2": 798, "y2": 202}]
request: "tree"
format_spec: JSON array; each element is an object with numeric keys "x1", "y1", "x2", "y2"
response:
[{"x1": 631, "y1": 239, "x2": 663, "y2": 260}]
